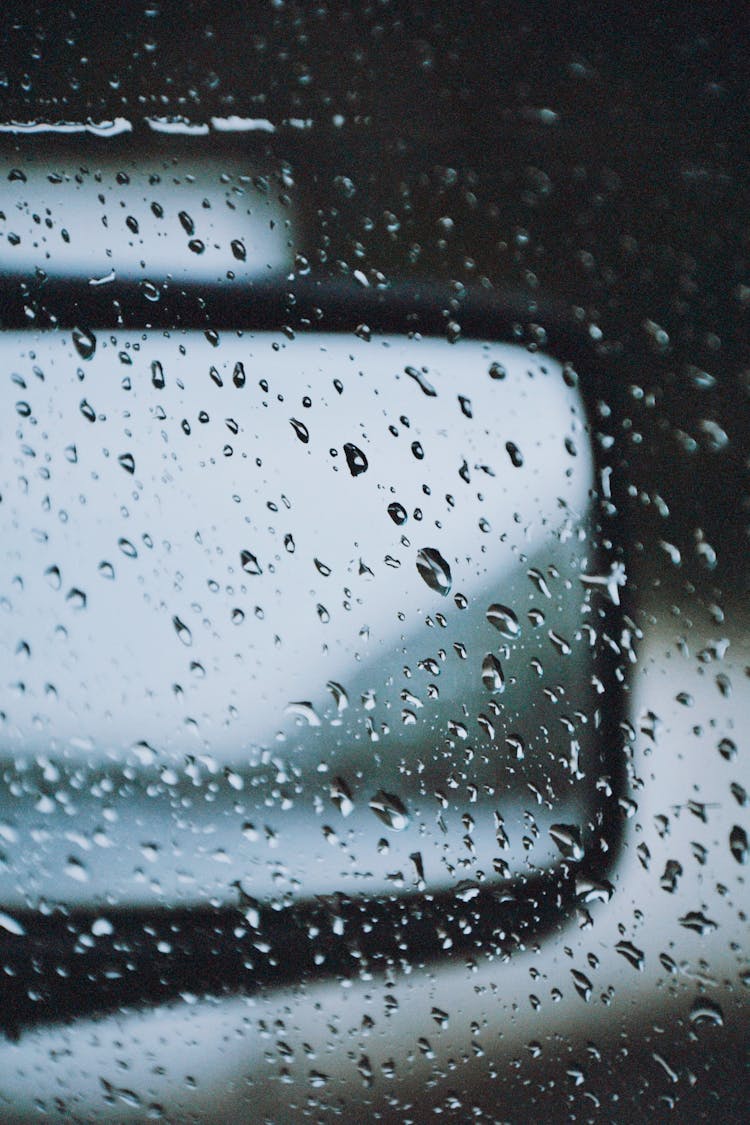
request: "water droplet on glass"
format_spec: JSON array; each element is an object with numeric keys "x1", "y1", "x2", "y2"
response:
[
  {"x1": 66, "y1": 587, "x2": 87, "y2": 609},
  {"x1": 689, "y1": 998, "x2": 724, "y2": 1028},
  {"x1": 405, "y1": 365, "x2": 437, "y2": 397},
  {"x1": 344, "y1": 442, "x2": 368, "y2": 476},
  {"x1": 151, "y1": 359, "x2": 165, "y2": 389},
  {"x1": 285, "y1": 701, "x2": 322, "y2": 727},
  {"x1": 486, "y1": 603, "x2": 520, "y2": 638},
  {"x1": 231, "y1": 239, "x2": 247, "y2": 261},
  {"x1": 72, "y1": 326, "x2": 96, "y2": 360},
  {"x1": 506, "y1": 441, "x2": 524, "y2": 467},
  {"x1": 172, "y1": 615, "x2": 192, "y2": 646},
  {"x1": 614, "y1": 940, "x2": 645, "y2": 971},
  {"x1": 64, "y1": 856, "x2": 89, "y2": 883},
  {"x1": 729, "y1": 824, "x2": 748, "y2": 864},
  {"x1": 678, "y1": 910, "x2": 718, "y2": 935},
  {"x1": 570, "y1": 969, "x2": 592, "y2": 1002},
  {"x1": 505, "y1": 733, "x2": 525, "y2": 760},
  {"x1": 481, "y1": 653, "x2": 505, "y2": 692},
  {"x1": 330, "y1": 776, "x2": 354, "y2": 816},
  {"x1": 290, "y1": 417, "x2": 310, "y2": 444},
  {"x1": 0, "y1": 911, "x2": 25, "y2": 936},
  {"x1": 44, "y1": 564, "x2": 62, "y2": 590},
  {"x1": 240, "y1": 550, "x2": 262, "y2": 575},
  {"x1": 388, "y1": 502, "x2": 408, "y2": 525},
  {"x1": 118, "y1": 452, "x2": 135, "y2": 475},
  {"x1": 369, "y1": 790, "x2": 409, "y2": 831},
  {"x1": 327, "y1": 681, "x2": 349, "y2": 712},
  {"x1": 416, "y1": 547, "x2": 452, "y2": 596},
  {"x1": 549, "y1": 823, "x2": 585, "y2": 860}
]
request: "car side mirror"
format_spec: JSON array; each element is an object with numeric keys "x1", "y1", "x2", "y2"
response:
[{"x1": 0, "y1": 143, "x2": 629, "y2": 1035}]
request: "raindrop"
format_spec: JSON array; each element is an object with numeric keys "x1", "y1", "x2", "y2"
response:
[
  {"x1": 718, "y1": 737, "x2": 737, "y2": 761},
  {"x1": 118, "y1": 452, "x2": 135, "y2": 474},
  {"x1": 72, "y1": 326, "x2": 96, "y2": 360},
  {"x1": 506, "y1": 441, "x2": 524, "y2": 468},
  {"x1": 344, "y1": 442, "x2": 368, "y2": 476},
  {"x1": 151, "y1": 360, "x2": 165, "y2": 389},
  {"x1": 405, "y1": 365, "x2": 437, "y2": 397},
  {"x1": 416, "y1": 547, "x2": 452, "y2": 596},
  {"x1": 369, "y1": 790, "x2": 409, "y2": 831},
  {"x1": 689, "y1": 998, "x2": 724, "y2": 1028},
  {"x1": 489, "y1": 361, "x2": 506, "y2": 380},
  {"x1": 233, "y1": 361, "x2": 246, "y2": 388},
  {"x1": 231, "y1": 239, "x2": 247, "y2": 261},
  {"x1": 729, "y1": 824, "x2": 748, "y2": 864},
  {"x1": 0, "y1": 911, "x2": 25, "y2": 936},
  {"x1": 330, "y1": 776, "x2": 354, "y2": 816},
  {"x1": 481, "y1": 653, "x2": 505, "y2": 693},
  {"x1": 387, "y1": 502, "x2": 408, "y2": 525},
  {"x1": 240, "y1": 550, "x2": 262, "y2": 575},
  {"x1": 172, "y1": 615, "x2": 192, "y2": 646},
  {"x1": 614, "y1": 940, "x2": 645, "y2": 971},
  {"x1": 678, "y1": 911, "x2": 718, "y2": 934},
  {"x1": 571, "y1": 969, "x2": 592, "y2": 1002},
  {"x1": 486, "y1": 603, "x2": 520, "y2": 638},
  {"x1": 64, "y1": 856, "x2": 89, "y2": 883},
  {"x1": 549, "y1": 823, "x2": 585, "y2": 861},
  {"x1": 548, "y1": 630, "x2": 572, "y2": 656},
  {"x1": 44, "y1": 565, "x2": 62, "y2": 590},
  {"x1": 505, "y1": 734, "x2": 525, "y2": 760},
  {"x1": 327, "y1": 681, "x2": 349, "y2": 712},
  {"x1": 290, "y1": 417, "x2": 310, "y2": 444},
  {"x1": 285, "y1": 701, "x2": 321, "y2": 727}
]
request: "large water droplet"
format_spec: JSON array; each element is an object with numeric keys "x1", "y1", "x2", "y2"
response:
[
  {"x1": 730, "y1": 824, "x2": 748, "y2": 864},
  {"x1": 326, "y1": 681, "x2": 349, "y2": 712},
  {"x1": 416, "y1": 547, "x2": 452, "y2": 596},
  {"x1": 285, "y1": 701, "x2": 321, "y2": 727},
  {"x1": 689, "y1": 998, "x2": 724, "y2": 1027},
  {"x1": 486, "y1": 603, "x2": 520, "y2": 638},
  {"x1": 369, "y1": 790, "x2": 409, "y2": 831},
  {"x1": 118, "y1": 452, "x2": 135, "y2": 474},
  {"x1": 481, "y1": 653, "x2": 505, "y2": 692},
  {"x1": 678, "y1": 910, "x2": 718, "y2": 934},
  {"x1": 330, "y1": 776, "x2": 354, "y2": 816},
  {"x1": 240, "y1": 550, "x2": 262, "y2": 575},
  {"x1": 405, "y1": 365, "x2": 437, "y2": 397},
  {"x1": 570, "y1": 969, "x2": 592, "y2": 1002},
  {"x1": 151, "y1": 359, "x2": 165, "y2": 389},
  {"x1": 72, "y1": 326, "x2": 96, "y2": 360},
  {"x1": 172, "y1": 615, "x2": 192, "y2": 645},
  {"x1": 549, "y1": 823, "x2": 585, "y2": 861},
  {"x1": 614, "y1": 940, "x2": 645, "y2": 971},
  {"x1": 290, "y1": 417, "x2": 310, "y2": 444},
  {"x1": 344, "y1": 442, "x2": 368, "y2": 476}
]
